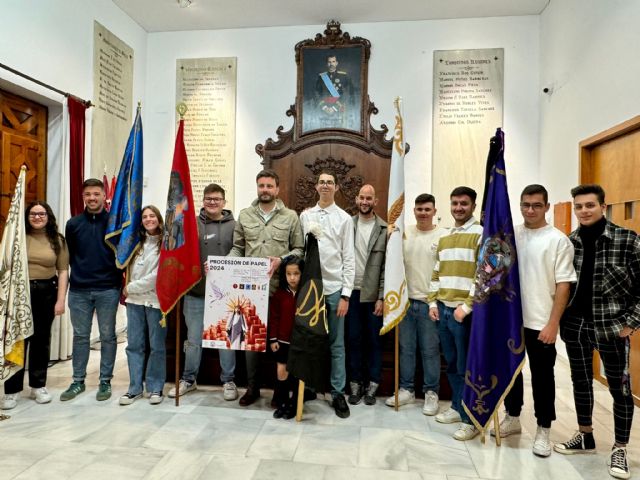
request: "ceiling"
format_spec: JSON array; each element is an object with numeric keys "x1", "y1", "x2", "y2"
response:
[{"x1": 112, "y1": 0, "x2": 550, "y2": 33}]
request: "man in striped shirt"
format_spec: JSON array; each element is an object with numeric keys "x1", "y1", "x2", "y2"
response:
[{"x1": 428, "y1": 186, "x2": 483, "y2": 441}]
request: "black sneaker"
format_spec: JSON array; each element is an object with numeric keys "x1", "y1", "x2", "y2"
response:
[
  {"x1": 303, "y1": 388, "x2": 317, "y2": 402},
  {"x1": 348, "y1": 381, "x2": 363, "y2": 405},
  {"x1": 332, "y1": 394, "x2": 350, "y2": 419},
  {"x1": 608, "y1": 447, "x2": 630, "y2": 479},
  {"x1": 364, "y1": 382, "x2": 379, "y2": 406},
  {"x1": 273, "y1": 407, "x2": 285, "y2": 419},
  {"x1": 119, "y1": 392, "x2": 142, "y2": 406},
  {"x1": 553, "y1": 430, "x2": 596, "y2": 455}
]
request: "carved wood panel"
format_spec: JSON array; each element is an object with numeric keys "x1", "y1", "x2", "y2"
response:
[{"x1": 0, "y1": 89, "x2": 47, "y2": 235}]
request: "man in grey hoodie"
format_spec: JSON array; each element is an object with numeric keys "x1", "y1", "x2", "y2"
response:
[{"x1": 168, "y1": 183, "x2": 237, "y2": 399}]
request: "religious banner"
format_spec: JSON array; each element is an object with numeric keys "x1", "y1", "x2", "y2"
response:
[
  {"x1": 202, "y1": 256, "x2": 269, "y2": 352},
  {"x1": 432, "y1": 48, "x2": 503, "y2": 217},
  {"x1": 92, "y1": 21, "x2": 134, "y2": 179},
  {"x1": 176, "y1": 58, "x2": 237, "y2": 211}
]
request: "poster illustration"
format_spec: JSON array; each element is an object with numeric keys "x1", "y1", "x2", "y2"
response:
[{"x1": 202, "y1": 256, "x2": 269, "y2": 352}]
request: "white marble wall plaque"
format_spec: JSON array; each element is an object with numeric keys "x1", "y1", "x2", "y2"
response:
[
  {"x1": 176, "y1": 58, "x2": 237, "y2": 211},
  {"x1": 432, "y1": 48, "x2": 503, "y2": 217},
  {"x1": 92, "y1": 21, "x2": 134, "y2": 179}
]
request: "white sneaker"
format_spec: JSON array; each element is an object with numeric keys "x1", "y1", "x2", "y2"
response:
[
  {"x1": 223, "y1": 381, "x2": 238, "y2": 401},
  {"x1": 31, "y1": 387, "x2": 52, "y2": 404},
  {"x1": 149, "y1": 392, "x2": 164, "y2": 405},
  {"x1": 422, "y1": 390, "x2": 439, "y2": 416},
  {"x1": 490, "y1": 414, "x2": 522, "y2": 438},
  {"x1": 168, "y1": 380, "x2": 197, "y2": 398},
  {"x1": 453, "y1": 423, "x2": 479, "y2": 441},
  {"x1": 533, "y1": 426, "x2": 552, "y2": 457},
  {"x1": 384, "y1": 388, "x2": 415, "y2": 407},
  {"x1": 1, "y1": 393, "x2": 18, "y2": 410},
  {"x1": 119, "y1": 392, "x2": 143, "y2": 405},
  {"x1": 435, "y1": 407, "x2": 461, "y2": 424}
]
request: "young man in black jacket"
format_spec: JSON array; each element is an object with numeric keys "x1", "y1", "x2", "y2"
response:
[{"x1": 61, "y1": 178, "x2": 122, "y2": 402}]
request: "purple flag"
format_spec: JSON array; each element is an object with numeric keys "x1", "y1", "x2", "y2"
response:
[{"x1": 462, "y1": 128, "x2": 525, "y2": 432}]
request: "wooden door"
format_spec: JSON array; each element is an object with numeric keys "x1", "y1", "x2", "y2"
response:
[
  {"x1": 580, "y1": 116, "x2": 640, "y2": 406},
  {"x1": 0, "y1": 89, "x2": 47, "y2": 235}
]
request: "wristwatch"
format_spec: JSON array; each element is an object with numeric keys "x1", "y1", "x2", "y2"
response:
[{"x1": 340, "y1": 295, "x2": 350, "y2": 301}]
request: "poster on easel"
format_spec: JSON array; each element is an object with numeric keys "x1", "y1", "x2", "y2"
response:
[{"x1": 202, "y1": 256, "x2": 269, "y2": 352}]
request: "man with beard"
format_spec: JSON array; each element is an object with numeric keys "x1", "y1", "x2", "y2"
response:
[
  {"x1": 428, "y1": 186, "x2": 483, "y2": 441},
  {"x1": 61, "y1": 178, "x2": 122, "y2": 402},
  {"x1": 314, "y1": 54, "x2": 354, "y2": 129},
  {"x1": 229, "y1": 170, "x2": 304, "y2": 406},
  {"x1": 346, "y1": 185, "x2": 387, "y2": 406}
]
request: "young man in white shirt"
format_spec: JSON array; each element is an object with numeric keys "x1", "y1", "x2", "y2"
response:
[
  {"x1": 385, "y1": 193, "x2": 448, "y2": 415},
  {"x1": 491, "y1": 184, "x2": 576, "y2": 457},
  {"x1": 300, "y1": 171, "x2": 355, "y2": 418}
]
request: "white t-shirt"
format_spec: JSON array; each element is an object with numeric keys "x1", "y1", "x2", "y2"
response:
[
  {"x1": 354, "y1": 216, "x2": 375, "y2": 290},
  {"x1": 404, "y1": 225, "x2": 448, "y2": 301},
  {"x1": 515, "y1": 223, "x2": 577, "y2": 330}
]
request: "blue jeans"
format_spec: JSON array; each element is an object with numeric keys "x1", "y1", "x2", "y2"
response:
[
  {"x1": 346, "y1": 290, "x2": 383, "y2": 384},
  {"x1": 125, "y1": 303, "x2": 167, "y2": 394},
  {"x1": 68, "y1": 288, "x2": 120, "y2": 383},
  {"x1": 326, "y1": 290, "x2": 346, "y2": 396},
  {"x1": 399, "y1": 299, "x2": 440, "y2": 393},
  {"x1": 183, "y1": 295, "x2": 235, "y2": 383},
  {"x1": 438, "y1": 303, "x2": 471, "y2": 423}
]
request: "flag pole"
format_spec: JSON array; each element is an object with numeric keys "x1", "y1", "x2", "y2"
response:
[
  {"x1": 493, "y1": 410, "x2": 501, "y2": 446},
  {"x1": 295, "y1": 380, "x2": 305, "y2": 422},
  {"x1": 174, "y1": 300, "x2": 181, "y2": 407},
  {"x1": 394, "y1": 325, "x2": 399, "y2": 411}
]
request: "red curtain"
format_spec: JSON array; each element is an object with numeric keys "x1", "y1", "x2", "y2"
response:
[{"x1": 68, "y1": 97, "x2": 87, "y2": 216}]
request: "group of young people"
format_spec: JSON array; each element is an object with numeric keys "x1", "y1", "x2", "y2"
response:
[
  {"x1": 1, "y1": 169, "x2": 637, "y2": 480},
  {"x1": 385, "y1": 182, "x2": 637, "y2": 480}
]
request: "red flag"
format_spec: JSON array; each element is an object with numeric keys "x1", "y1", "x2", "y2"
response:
[{"x1": 156, "y1": 119, "x2": 201, "y2": 315}]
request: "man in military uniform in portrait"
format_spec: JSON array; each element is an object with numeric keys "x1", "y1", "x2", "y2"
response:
[{"x1": 314, "y1": 54, "x2": 354, "y2": 129}]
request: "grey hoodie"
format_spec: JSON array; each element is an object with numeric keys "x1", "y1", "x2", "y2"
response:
[{"x1": 188, "y1": 208, "x2": 235, "y2": 297}]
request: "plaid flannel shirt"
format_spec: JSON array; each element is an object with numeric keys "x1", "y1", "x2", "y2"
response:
[{"x1": 568, "y1": 220, "x2": 640, "y2": 340}]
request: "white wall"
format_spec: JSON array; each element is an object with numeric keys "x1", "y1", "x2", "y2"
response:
[
  {"x1": 145, "y1": 16, "x2": 540, "y2": 218},
  {"x1": 0, "y1": 0, "x2": 148, "y2": 185},
  {"x1": 539, "y1": 0, "x2": 640, "y2": 213}
]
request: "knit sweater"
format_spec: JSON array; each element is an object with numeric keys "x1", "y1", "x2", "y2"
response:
[
  {"x1": 427, "y1": 216, "x2": 483, "y2": 313},
  {"x1": 26, "y1": 230, "x2": 69, "y2": 279}
]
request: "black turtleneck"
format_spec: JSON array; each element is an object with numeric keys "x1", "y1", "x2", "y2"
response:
[{"x1": 573, "y1": 217, "x2": 606, "y2": 319}]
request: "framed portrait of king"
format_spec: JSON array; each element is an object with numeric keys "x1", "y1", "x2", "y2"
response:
[{"x1": 295, "y1": 23, "x2": 370, "y2": 138}]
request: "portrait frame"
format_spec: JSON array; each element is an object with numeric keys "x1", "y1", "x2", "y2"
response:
[{"x1": 295, "y1": 21, "x2": 371, "y2": 138}]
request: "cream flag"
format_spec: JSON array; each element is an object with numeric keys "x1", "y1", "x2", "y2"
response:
[
  {"x1": 380, "y1": 98, "x2": 409, "y2": 335},
  {"x1": 0, "y1": 166, "x2": 33, "y2": 383}
]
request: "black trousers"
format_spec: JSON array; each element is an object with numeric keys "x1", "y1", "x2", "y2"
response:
[
  {"x1": 4, "y1": 277, "x2": 58, "y2": 393},
  {"x1": 560, "y1": 315, "x2": 634, "y2": 444},
  {"x1": 504, "y1": 327, "x2": 557, "y2": 428}
]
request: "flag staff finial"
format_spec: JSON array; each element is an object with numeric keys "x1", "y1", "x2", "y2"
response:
[{"x1": 176, "y1": 102, "x2": 188, "y2": 119}]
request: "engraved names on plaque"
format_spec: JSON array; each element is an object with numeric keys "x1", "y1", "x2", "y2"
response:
[
  {"x1": 92, "y1": 21, "x2": 134, "y2": 179},
  {"x1": 176, "y1": 58, "x2": 237, "y2": 211},
  {"x1": 432, "y1": 48, "x2": 504, "y2": 218}
]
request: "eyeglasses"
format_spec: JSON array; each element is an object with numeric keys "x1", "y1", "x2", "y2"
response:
[
  {"x1": 520, "y1": 203, "x2": 546, "y2": 211},
  {"x1": 204, "y1": 197, "x2": 224, "y2": 204},
  {"x1": 318, "y1": 180, "x2": 335, "y2": 186},
  {"x1": 29, "y1": 212, "x2": 48, "y2": 218}
]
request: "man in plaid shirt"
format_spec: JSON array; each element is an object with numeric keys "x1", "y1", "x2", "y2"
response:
[{"x1": 554, "y1": 184, "x2": 639, "y2": 480}]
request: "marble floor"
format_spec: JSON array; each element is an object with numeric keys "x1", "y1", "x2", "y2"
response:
[{"x1": 1, "y1": 345, "x2": 638, "y2": 480}]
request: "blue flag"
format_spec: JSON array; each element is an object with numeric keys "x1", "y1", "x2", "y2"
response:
[
  {"x1": 105, "y1": 106, "x2": 143, "y2": 269},
  {"x1": 462, "y1": 128, "x2": 525, "y2": 433}
]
